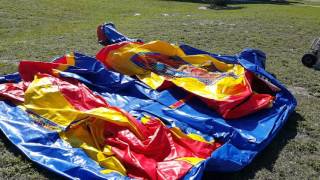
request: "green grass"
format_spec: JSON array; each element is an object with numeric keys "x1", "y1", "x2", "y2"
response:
[{"x1": 0, "y1": 0, "x2": 319, "y2": 179}]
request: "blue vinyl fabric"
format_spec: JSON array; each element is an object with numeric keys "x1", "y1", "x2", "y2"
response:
[{"x1": 0, "y1": 24, "x2": 296, "y2": 179}]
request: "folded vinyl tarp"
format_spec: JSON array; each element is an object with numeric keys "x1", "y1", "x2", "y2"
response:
[{"x1": 0, "y1": 24, "x2": 296, "y2": 179}]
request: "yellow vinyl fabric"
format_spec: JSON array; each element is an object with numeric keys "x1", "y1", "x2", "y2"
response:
[
  {"x1": 59, "y1": 120, "x2": 127, "y2": 175},
  {"x1": 18, "y1": 72, "x2": 221, "y2": 177},
  {"x1": 23, "y1": 75, "x2": 143, "y2": 138},
  {"x1": 103, "y1": 41, "x2": 247, "y2": 101},
  {"x1": 22, "y1": 75, "x2": 141, "y2": 174},
  {"x1": 21, "y1": 74, "x2": 214, "y2": 175}
]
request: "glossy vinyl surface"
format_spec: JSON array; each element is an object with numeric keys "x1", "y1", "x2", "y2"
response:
[{"x1": 0, "y1": 23, "x2": 296, "y2": 179}]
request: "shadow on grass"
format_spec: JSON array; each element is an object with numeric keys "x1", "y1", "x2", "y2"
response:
[
  {"x1": 203, "y1": 111, "x2": 302, "y2": 179},
  {"x1": 0, "y1": 131, "x2": 67, "y2": 180},
  {"x1": 163, "y1": 0, "x2": 301, "y2": 4},
  {"x1": 162, "y1": 0, "x2": 303, "y2": 11},
  {"x1": 229, "y1": 0, "x2": 301, "y2": 5},
  {"x1": 208, "y1": 6, "x2": 245, "y2": 10}
]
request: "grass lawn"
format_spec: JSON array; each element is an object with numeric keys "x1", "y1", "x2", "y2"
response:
[{"x1": 0, "y1": 0, "x2": 319, "y2": 179}]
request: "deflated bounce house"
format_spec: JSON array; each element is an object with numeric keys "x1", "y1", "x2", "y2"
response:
[{"x1": 0, "y1": 23, "x2": 296, "y2": 179}]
